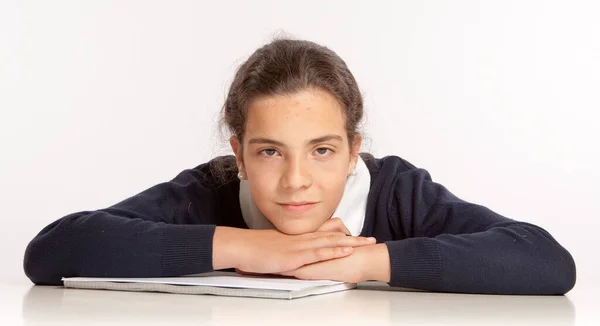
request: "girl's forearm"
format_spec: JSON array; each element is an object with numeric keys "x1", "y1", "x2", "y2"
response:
[
  {"x1": 212, "y1": 226, "x2": 246, "y2": 270},
  {"x1": 360, "y1": 243, "x2": 391, "y2": 282}
]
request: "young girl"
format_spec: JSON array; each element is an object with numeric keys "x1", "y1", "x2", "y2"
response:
[{"x1": 23, "y1": 39, "x2": 576, "y2": 295}]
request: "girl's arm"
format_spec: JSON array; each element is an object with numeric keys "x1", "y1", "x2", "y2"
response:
[
  {"x1": 23, "y1": 165, "x2": 221, "y2": 285},
  {"x1": 383, "y1": 158, "x2": 576, "y2": 294}
]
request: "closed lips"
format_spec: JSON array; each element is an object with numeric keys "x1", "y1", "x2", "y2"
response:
[
  {"x1": 278, "y1": 202, "x2": 318, "y2": 213},
  {"x1": 279, "y1": 202, "x2": 317, "y2": 205}
]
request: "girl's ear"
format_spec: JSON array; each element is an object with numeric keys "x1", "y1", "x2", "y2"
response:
[
  {"x1": 229, "y1": 136, "x2": 244, "y2": 170},
  {"x1": 349, "y1": 134, "x2": 362, "y2": 172}
]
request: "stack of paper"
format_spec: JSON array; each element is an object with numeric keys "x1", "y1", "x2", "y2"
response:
[{"x1": 62, "y1": 271, "x2": 357, "y2": 299}]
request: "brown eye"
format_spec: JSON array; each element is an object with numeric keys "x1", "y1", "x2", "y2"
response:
[
  {"x1": 260, "y1": 148, "x2": 278, "y2": 157},
  {"x1": 315, "y1": 148, "x2": 333, "y2": 156}
]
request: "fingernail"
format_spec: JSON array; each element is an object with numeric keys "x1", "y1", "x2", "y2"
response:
[
  {"x1": 367, "y1": 237, "x2": 376, "y2": 241},
  {"x1": 343, "y1": 247, "x2": 352, "y2": 252}
]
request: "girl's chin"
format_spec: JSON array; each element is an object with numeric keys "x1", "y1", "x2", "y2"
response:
[{"x1": 270, "y1": 219, "x2": 322, "y2": 235}]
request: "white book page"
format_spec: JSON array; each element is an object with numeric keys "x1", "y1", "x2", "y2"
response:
[{"x1": 62, "y1": 272, "x2": 345, "y2": 292}]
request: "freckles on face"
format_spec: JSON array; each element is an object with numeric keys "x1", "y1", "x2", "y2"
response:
[{"x1": 241, "y1": 88, "x2": 352, "y2": 235}]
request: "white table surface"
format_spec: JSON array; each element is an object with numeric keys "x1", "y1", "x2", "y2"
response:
[{"x1": 1, "y1": 279, "x2": 596, "y2": 326}]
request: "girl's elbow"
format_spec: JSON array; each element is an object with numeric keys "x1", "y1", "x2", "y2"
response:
[
  {"x1": 551, "y1": 248, "x2": 576, "y2": 295},
  {"x1": 533, "y1": 243, "x2": 576, "y2": 295},
  {"x1": 524, "y1": 225, "x2": 576, "y2": 294},
  {"x1": 23, "y1": 234, "x2": 66, "y2": 285},
  {"x1": 23, "y1": 235, "x2": 39, "y2": 282}
]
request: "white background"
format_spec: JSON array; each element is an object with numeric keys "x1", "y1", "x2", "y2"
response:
[{"x1": 1, "y1": 0, "x2": 598, "y2": 311}]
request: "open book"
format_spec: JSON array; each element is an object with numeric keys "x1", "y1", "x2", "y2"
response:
[{"x1": 61, "y1": 271, "x2": 357, "y2": 300}]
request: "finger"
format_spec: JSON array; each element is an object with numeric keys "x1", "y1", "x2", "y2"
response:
[
  {"x1": 305, "y1": 234, "x2": 376, "y2": 249},
  {"x1": 235, "y1": 269, "x2": 264, "y2": 276},
  {"x1": 279, "y1": 270, "x2": 295, "y2": 277},
  {"x1": 317, "y1": 217, "x2": 350, "y2": 235},
  {"x1": 301, "y1": 231, "x2": 348, "y2": 239},
  {"x1": 331, "y1": 217, "x2": 351, "y2": 235},
  {"x1": 294, "y1": 246, "x2": 353, "y2": 266},
  {"x1": 315, "y1": 220, "x2": 333, "y2": 232}
]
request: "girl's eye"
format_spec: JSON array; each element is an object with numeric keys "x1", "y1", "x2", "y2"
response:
[
  {"x1": 258, "y1": 148, "x2": 333, "y2": 157},
  {"x1": 259, "y1": 148, "x2": 279, "y2": 157},
  {"x1": 315, "y1": 148, "x2": 333, "y2": 156}
]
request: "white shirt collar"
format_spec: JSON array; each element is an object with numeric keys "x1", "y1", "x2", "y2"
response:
[{"x1": 239, "y1": 156, "x2": 370, "y2": 236}]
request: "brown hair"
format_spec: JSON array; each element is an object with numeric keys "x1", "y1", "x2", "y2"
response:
[{"x1": 211, "y1": 38, "x2": 367, "y2": 184}]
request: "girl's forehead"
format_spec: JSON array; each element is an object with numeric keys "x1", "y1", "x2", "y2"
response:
[{"x1": 245, "y1": 89, "x2": 346, "y2": 135}]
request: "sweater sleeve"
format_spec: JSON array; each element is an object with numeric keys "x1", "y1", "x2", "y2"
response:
[
  {"x1": 23, "y1": 163, "x2": 225, "y2": 285},
  {"x1": 384, "y1": 159, "x2": 576, "y2": 295}
]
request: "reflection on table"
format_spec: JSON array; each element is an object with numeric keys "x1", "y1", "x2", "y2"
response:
[{"x1": 21, "y1": 282, "x2": 575, "y2": 326}]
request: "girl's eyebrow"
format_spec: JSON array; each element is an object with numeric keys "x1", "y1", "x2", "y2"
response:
[
  {"x1": 248, "y1": 135, "x2": 343, "y2": 147},
  {"x1": 308, "y1": 135, "x2": 343, "y2": 145}
]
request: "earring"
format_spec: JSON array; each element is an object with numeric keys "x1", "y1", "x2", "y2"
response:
[{"x1": 237, "y1": 171, "x2": 245, "y2": 180}]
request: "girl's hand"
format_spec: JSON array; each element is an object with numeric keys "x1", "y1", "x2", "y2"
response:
[
  {"x1": 213, "y1": 227, "x2": 376, "y2": 274},
  {"x1": 279, "y1": 244, "x2": 391, "y2": 283},
  {"x1": 316, "y1": 217, "x2": 351, "y2": 235}
]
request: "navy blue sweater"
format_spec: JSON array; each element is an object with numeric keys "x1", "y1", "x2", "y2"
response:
[{"x1": 23, "y1": 155, "x2": 576, "y2": 294}]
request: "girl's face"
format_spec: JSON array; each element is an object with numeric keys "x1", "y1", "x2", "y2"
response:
[{"x1": 230, "y1": 88, "x2": 361, "y2": 235}]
